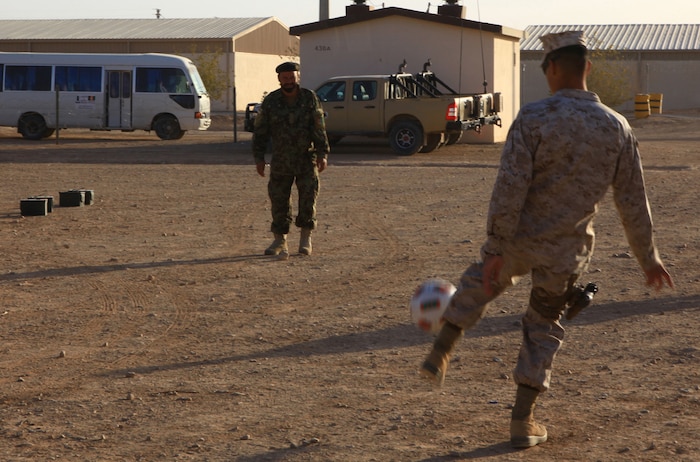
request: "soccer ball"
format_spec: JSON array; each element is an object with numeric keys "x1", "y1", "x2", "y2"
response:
[{"x1": 410, "y1": 278, "x2": 456, "y2": 334}]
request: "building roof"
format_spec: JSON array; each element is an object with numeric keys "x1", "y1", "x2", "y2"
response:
[
  {"x1": 522, "y1": 24, "x2": 700, "y2": 52},
  {"x1": 290, "y1": 6, "x2": 522, "y2": 39},
  {"x1": 0, "y1": 18, "x2": 275, "y2": 41}
]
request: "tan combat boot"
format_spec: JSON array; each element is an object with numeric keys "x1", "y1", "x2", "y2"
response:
[
  {"x1": 299, "y1": 228, "x2": 313, "y2": 255},
  {"x1": 264, "y1": 233, "x2": 288, "y2": 256},
  {"x1": 419, "y1": 321, "x2": 463, "y2": 387},
  {"x1": 510, "y1": 384, "x2": 548, "y2": 448}
]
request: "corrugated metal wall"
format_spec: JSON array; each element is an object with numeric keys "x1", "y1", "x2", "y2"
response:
[{"x1": 1, "y1": 39, "x2": 233, "y2": 54}]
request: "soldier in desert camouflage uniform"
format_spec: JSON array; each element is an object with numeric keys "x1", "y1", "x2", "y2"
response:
[
  {"x1": 253, "y1": 61, "x2": 330, "y2": 257},
  {"x1": 419, "y1": 31, "x2": 674, "y2": 449}
]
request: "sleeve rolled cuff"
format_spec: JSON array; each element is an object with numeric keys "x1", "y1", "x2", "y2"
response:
[{"x1": 481, "y1": 236, "x2": 503, "y2": 259}]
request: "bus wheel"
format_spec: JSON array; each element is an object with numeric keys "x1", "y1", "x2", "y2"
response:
[
  {"x1": 154, "y1": 115, "x2": 185, "y2": 140},
  {"x1": 19, "y1": 113, "x2": 48, "y2": 140}
]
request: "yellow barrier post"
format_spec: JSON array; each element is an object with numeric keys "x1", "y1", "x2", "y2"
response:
[
  {"x1": 649, "y1": 93, "x2": 663, "y2": 114},
  {"x1": 634, "y1": 94, "x2": 650, "y2": 119}
]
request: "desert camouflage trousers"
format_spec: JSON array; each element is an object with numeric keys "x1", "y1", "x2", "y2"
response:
[
  {"x1": 268, "y1": 170, "x2": 319, "y2": 234},
  {"x1": 443, "y1": 242, "x2": 590, "y2": 392}
]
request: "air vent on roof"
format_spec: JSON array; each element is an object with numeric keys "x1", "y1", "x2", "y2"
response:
[
  {"x1": 346, "y1": 1, "x2": 373, "y2": 18},
  {"x1": 438, "y1": 1, "x2": 466, "y2": 19}
]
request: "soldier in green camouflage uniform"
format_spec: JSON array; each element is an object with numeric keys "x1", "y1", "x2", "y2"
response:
[
  {"x1": 253, "y1": 62, "x2": 330, "y2": 257},
  {"x1": 419, "y1": 31, "x2": 674, "y2": 448}
]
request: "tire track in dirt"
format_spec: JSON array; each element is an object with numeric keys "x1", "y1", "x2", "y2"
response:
[
  {"x1": 221, "y1": 203, "x2": 257, "y2": 256},
  {"x1": 74, "y1": 271, "x2": 195, "y2": 367},
  {"x1": 317, "y1": 204, "x2": 406, "y2": 310},
  {"x1": 106, "y1": 273, "x2": 196, "y2": 367}
]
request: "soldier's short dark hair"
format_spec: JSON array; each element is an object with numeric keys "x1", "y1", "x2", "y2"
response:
[{"x1": 541, "y1": 45, "x2": 588, "y2": 74}]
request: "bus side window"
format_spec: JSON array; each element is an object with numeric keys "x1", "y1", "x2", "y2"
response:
[
  {"x1": 164, "y1": 69, "x2": 188, "y2": 93},
  {"x1": 135, "y1": 68, "x2": 156, "y2": 92},
  {"x1": 5, "y1": 66, "x2": 24, "y2": 90},
  {"x1": 56, "y1": 66, "x2": 101, "y2": 92},
  {"x1": 135, "y1": 68, "x2": 190, "y2": 94},
  {"x1": 175, "y1": 75, "x2": 189, "y2": 93},
  {"x1": 5, "y1": 65, "x2": 51, "y2": 91}
]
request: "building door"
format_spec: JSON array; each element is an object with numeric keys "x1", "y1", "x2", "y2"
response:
[{"x1": 106, "y1": 70, "x2": 132, "y2": 129}]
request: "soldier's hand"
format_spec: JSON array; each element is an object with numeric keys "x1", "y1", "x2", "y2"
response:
[
  {"x1": 317, "y1": 157, "x2": 327, "y2": 173},
  {"x1": 644, "y1": 263, "x2": 674, "y2": 290},
  {"x1": 256, "y1": 162, "x2": 266, "y2": 177}
]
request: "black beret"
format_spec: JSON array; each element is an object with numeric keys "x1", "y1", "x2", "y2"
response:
[{"x1": 276, "y1": 61, "x2": 300, "y2": 73}]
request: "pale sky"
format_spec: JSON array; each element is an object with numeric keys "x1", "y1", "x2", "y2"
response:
[{"x1": 3, "y1": 0, "x2": 699, "y2": 30}]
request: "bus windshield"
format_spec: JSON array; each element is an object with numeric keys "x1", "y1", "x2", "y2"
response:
[{"x1": 188, "y1": 63, "x2": 208, "y2": 96}]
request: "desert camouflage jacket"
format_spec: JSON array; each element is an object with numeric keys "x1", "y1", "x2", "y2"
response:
[
  {"x1": 253, "y1": 86, "x2": 329, "y2": 175},
  {"x1": 483, "y1": 89, "x2": 661, "y2": 273}
]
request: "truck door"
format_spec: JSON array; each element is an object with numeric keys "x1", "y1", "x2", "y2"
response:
[
  {"x1": 346, "y1": 80, "x2": 381, "y2": 133},
  {"x1": 106, "y1": 70, "x2": 132, "y2": 129},
  {"x1": 315, "y1": 80, "x2": 347, "y2": 134}
]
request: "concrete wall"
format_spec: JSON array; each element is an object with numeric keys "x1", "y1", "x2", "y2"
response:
[
  {"x1": 232, "y1": 52, "x2": 299, "y2": 109},
  {"x1": 297, "y1": 16, "x2": 519, "y2": 142},
  {"x1": 463, "y1": 33, "x2": 520, "y2": 144}
]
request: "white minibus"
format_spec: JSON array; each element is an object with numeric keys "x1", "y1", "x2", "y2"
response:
[{"x1": 0, "y1": 52, "x2": 211, "y2": 140}]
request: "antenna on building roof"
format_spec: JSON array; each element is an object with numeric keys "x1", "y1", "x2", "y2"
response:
[{"x1": 155, "y1": 9, "x2": 162, "y2": 19}]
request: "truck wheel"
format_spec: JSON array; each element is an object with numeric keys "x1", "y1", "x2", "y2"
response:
[
  {"x1": 419, "y1": 133, "x2": 442, "y2": 153},
  {"x1": 445, "y1": 132, "x2": 462, "y2": 145},
  {"x1": 389, "y1": 120, "x2": 423, "y2": 156}
]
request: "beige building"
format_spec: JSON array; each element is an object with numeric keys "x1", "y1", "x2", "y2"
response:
[
  {"x1": 0, "y1": 18, "x2": 299, "y2": 112},
  {"x1": 290, "y1": 3, "x2": 524, "y2": 143}
]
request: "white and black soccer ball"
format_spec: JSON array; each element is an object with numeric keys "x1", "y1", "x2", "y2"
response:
[{"x1": 409, "y1": 278, "x2": 456, "y2": 334}]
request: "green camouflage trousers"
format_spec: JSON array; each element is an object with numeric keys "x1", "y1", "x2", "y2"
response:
[
  {"x1": 267, "y1": 171, "x2": 319, "y2": 234},
  {"x1": 443, "y1": 243, "x2": 589, "y2": 392}
]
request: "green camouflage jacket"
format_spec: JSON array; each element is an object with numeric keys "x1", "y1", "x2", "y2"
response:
[{"x1": 252, "y1": 86, "x2": 330, "y2": 175}]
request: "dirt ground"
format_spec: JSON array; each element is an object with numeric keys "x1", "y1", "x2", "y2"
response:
[{"x1": 0, "y1": 112, "x2": 698, "y2": 462}]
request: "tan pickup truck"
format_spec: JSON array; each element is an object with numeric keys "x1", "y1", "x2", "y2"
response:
[{"x1": 313, "y1": 72, "x2": 503, "y2": 155}]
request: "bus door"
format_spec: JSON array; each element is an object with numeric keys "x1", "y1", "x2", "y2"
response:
[{"x1": 106, "y1": 70, "x2": 132, "y2": 129}]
